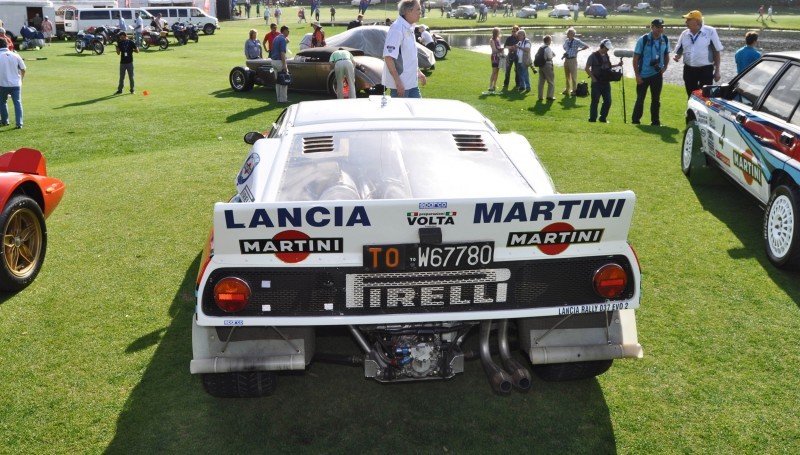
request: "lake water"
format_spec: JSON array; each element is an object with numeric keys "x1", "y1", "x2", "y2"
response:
[{"x1": 438, "y1": 27, "x2": 799, "y2": 85}]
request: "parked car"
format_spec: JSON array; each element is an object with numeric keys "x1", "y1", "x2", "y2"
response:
[
  {"x1": 616, "y1": 3, "x2": 632, "y2": 12},
  {"x1": 584, "y1": 3, "x2": 608, "y2": 18},
  {"x1": 191, "y1": 97, "x2": 644, "y2": 397},
  {"x1": 548, "y1": 3, "x2": 572, "y2": 17},
  {"x1": 447, "y1": 5, "x2": 478, "y2": 19},
  {"x1": 533, "y1": 2, "x2": 549, "y2": 9},
  {"x1": 682, "y1": 52, "x2": 800, "y2": 268},
  {"x1": 0, "y1": 148, "x2": 65, "y2": 292},
  {"x1": 635, "y1": 2, "x2": 651, "y2": 10},
  {"x1": 424, "y1": 0, "x2": 454, "y2": 8},
  {"x1": 326, "y1": 25, "x2": 436, "y2": 70},
  {"x1": 516, "y1": 6, "x2": 538, "y2": 18},
  {"x1": 229, "y1": 47, "x2": 384, "y2": 98}
]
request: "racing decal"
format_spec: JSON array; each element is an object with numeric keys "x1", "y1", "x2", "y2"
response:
[
  {"x1": 733, "y1": 149, "x2": 763, "y2": 185},
  {"x1": 715, "y1": 150, "x2": 731, "y2": 167},
  {"x1": 506, "y1": 222, "x2": 604, "y2": 255},
  {"x1": 239, "y1": 229, "x2": 343, "y2": 262},
  {"x1": 419, "y1": 202, "x2": 447, "y2": 209},
  {"x1": 237, "y1": 153, "x2": 260, "y2": 185},
  {"x1": 225, "y1": 206, "x2": 371, "y2": 228},
  {"x1": 239, "y1": 185, "x2": 255, "y2": 203},
  {"x1": 473, "y1": 198, "x2": 626, "y2": 224},
  {"x1": 407, "y1": 211, "x2": 457, "y2": 226},
  {"x1": 346, "y1": 269, "x2": 510, "y2": 309}
]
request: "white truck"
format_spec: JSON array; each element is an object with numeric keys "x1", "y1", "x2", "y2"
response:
[{"x1": 0, "y1": 0, "x2": 56, "y2": 41}]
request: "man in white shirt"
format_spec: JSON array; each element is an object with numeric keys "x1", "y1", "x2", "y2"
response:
[
  {"x1": 382, "y1": 0, "x2": 427, "y2": 98},
  {"x1": 0, "y1": 38, "x2": 25, "y2": 128},
  {"x1": 672, "y1": 10, "x2": 724, "y2": 97},
  {"x1": 133, "y1": 12, "x2": 143, "y2": 47}
]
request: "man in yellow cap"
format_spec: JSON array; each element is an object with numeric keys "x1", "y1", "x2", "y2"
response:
[{"x1": 673, "y1": 10, "x2": 724, "y2": 97}]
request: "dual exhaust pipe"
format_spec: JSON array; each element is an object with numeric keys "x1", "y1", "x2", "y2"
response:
[{"x1": 479, "y1": 320, "x2": 532, "y2": 394}]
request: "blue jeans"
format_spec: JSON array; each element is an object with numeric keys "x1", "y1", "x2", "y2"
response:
[
  {"x1": 389, "y1": 87, "x2": 421, "y2": 98},
  {"x1": 589, "y1": 81, "x2": 611, "y2": 122},
  {"x1": 0, "y1": 86, "x2": 22, "y2": 127},
  {"x1": 516, "y1": 63, "x2": 530, "y2": 90}
]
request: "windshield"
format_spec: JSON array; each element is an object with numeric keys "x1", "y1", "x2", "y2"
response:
[{"x1": 275, "y1": 130, "x2": 533, "y2": 201}]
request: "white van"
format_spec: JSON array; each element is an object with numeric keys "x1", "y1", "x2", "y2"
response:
[
  {"x1": 65, "y1": 8, "x2": 154, "y2": 35},
  {"x1": 143, "y1": 6, "x2": 218, "y2": 35},
  {"x1": 0, "y1": 0, "x2": 56, "y2": 41},
  {"x1": 55, "y1": 1, "x2": 116, "y2": 39}
]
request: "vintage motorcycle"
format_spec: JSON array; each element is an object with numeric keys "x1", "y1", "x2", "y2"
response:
[
  {"x1": 171, "y1": 22, "x2": 199, "y2": 45},
  {"x1": 90, "y1": 25, "x2": 125, "y2": 45},
  {"x1": 75, "y1": 30, "x2": 104, "y2": 55},
  {"x1": 141, "y1": 28, "x2": 169, "y2": 50}
]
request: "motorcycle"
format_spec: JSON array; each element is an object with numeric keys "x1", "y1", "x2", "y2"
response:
[
  {"x1": 90, "y1": 25, "x2": 125, "y2": 45},
  {"x1": 170, "y1": 21, "x2": 198, "y2": 45},
  {"x1": 75, "y1": 30, "x2": 104, "y2": 55},
  {"x1": 141, "y1": 28, "x2": 169, "y2": 50}
]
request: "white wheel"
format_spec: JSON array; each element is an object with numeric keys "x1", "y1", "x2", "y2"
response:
[
  {"x1": 764, "y1": 185, "x2": 800, "y2": 268},
  {"x1": 681, "y1": 120, "x2": 699, "y2": 177}
]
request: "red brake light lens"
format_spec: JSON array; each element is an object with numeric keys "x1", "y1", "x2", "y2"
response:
[
  {"x1": 213, "y1": 277, "x2": 251, "y2": 313},
  {"x1": 593, "y1": 264, "x2": 628, "y2": 299}
]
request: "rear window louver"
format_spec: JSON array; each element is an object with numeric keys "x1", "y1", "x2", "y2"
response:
[
  {"x1": 453, "y1": 133, "x2": 487, "y2": 152},
  {"x1": 303, "y1": 136, "x2": 335, "y2": 153}
]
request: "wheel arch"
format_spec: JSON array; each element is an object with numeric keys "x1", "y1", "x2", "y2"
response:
[{"x1": 769, "y1": 170, "x2": 799, "y2": 196}]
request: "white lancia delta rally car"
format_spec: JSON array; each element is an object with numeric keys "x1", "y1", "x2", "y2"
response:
[{"x1": 192, "y1": 97, "x2": 643, "y2": 397}]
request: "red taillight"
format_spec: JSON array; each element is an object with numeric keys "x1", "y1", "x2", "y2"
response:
[
  {"x1": 214, "y1": 277, "x2": 251, "y2": 313},
  {"x1": 593, "y1": 264, "x2": 628, "y2": 299}
]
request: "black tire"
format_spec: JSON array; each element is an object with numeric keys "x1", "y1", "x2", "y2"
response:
[
  {"x1": 92, "y1": 40, "x2": 104, "y2": 55},
  {"x1": 532, "y1": 360, "x2": 613, "y2": 382},
  {"x1": 434, "y1": 42, "x2": 448, "y2": 60},
  {"x1": 159, "y1": 37, "x2": 169, "y2": 50},
  {"x1": 75, "y1": 40, "x2": 83, "y2": 53},
  {"x1": 203, "y1": 23, "x2": 215, "y2": 35},
  {"x1": 764, "y1": 185, "x2": 800, "y2": 269},
  {"x1": 230, "y1": 67, "x2": 254, "y2": 92},
  {"x1": 681, "y1": 120, "x2": 701, "y2": 177},
  {"x1": 141, "y1": 39, "x2": 150, "y2": 50},
  {"x1": 0, "y1": 195, "x2": 47, "y2": 292},
  {"x1": 201, "y1": 371, "x2": 276, "y2": 398}
]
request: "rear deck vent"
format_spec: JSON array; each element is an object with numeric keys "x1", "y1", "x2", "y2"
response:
[
  {"x1": 453, "y1": 134, "x2": 487, "y2": 152},
  {"x1": 303, "y1": 136, "x2": 335, "y2": 153}
]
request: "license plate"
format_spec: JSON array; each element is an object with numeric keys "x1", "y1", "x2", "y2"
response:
[{"x1": 363, "y1": 242, "x2": 494, "y2": 272}]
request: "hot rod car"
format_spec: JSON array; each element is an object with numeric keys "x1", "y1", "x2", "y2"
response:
[
  {"x1": 192, "y1": 97, "x2": 643, "y2": 397},
  {"x1": 229, "y1": 46, "x2": 385, "y2": 98},
  {"x1": 0, "y1": 148, "x2": 65, "y2": 292}
]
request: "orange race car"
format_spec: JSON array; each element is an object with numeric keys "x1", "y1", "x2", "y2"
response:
[{"x1": 0, "y1": 148, "x2": 65, "y2": 292}]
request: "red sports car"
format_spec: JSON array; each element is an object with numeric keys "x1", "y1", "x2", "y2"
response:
[{"x1": 0, "y1": 148, "x2": 65, "y2": 291}]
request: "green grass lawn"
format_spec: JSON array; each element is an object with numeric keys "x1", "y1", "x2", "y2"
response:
[{"x1": 0, "y1": 13, "x2": 799, "y2": 454}]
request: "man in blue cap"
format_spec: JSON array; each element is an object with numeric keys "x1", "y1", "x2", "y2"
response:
[{"x1": 632, "y1": 18, "x2": 671, "y2": 126}]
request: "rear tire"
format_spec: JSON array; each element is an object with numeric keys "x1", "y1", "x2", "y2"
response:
[
  {"x1": 202, "y1": 371, "x2": 276, "y2": 398},
  {"x1": 92, "y1": 40, "x2": 104, "y2": 55},
  {"x1": 532, "y1": 360, "x2": 613, "y2": 382},
  {"x1": 764, "y1": 185, "x2": 800, "y2": 269},
  {"x1": 434, "y1": 41, "x2": 448, "y2": 60},
  {"x1": 159, "y1": 37, "x2": 169, "y2": 50},
  {"x1": 230, "y1": 67, "x2": 254, "y2": 92}
]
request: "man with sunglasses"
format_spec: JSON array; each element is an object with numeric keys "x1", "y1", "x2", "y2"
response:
[
  {"x1": 673, "y1": 10, "x2": 724, "y2": 98},
  {"x1": 632, "y1": 18, "x2": 670, "y2": 127}
]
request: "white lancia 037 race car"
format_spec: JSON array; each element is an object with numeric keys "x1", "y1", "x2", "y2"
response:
[{"x1": 192, "y1": 97, "x2": 643, "y2": 397}]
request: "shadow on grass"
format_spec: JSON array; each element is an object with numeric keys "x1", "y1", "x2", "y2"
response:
[
  {"x1": 630, "y1": 124, "x2": 680, "y2": 144},
  {"x1": 685, "y1": 167, "x2": 800, "y2": 306},
  {"x1": 105, "y1": 254, "x2": 619, "y2": 453},
  {"x1": 54, "y1": 94, "x2": 121, "y2": 109}
]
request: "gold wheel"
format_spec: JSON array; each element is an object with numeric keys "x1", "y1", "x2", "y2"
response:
[{"x1": 3, "y1": 207, "x2": 43, "y2": 279}]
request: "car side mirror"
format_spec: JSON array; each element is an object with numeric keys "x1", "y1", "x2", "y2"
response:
[
  {"x1": 244, "y1": 131, "x2": 265, "y2": 144},
  {"x1": 702, "y1": 84, "x2": 730, "y2": 99}
]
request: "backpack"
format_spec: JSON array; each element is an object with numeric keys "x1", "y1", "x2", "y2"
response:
[
  {"x1": 575, "y1": 81, "x2": 589, "y2": 97},
  {"x1": 533, "y1": 45, "x2": 546, "y2": 68}
]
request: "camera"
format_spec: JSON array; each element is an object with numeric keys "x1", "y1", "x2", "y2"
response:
[{"x1": 651, "y1": 59, "x2": 663, "y2": 72}]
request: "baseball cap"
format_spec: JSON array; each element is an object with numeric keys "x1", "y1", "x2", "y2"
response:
[
  {"x1": 600, "y1": 39, "x2": 613, "y2": 50},
  {"x1": 651, "y1": 18, "x2": 664, "y2": 26},
  {"x1": 683, "y1": 10, "x2": 703, "y2": 20}
]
